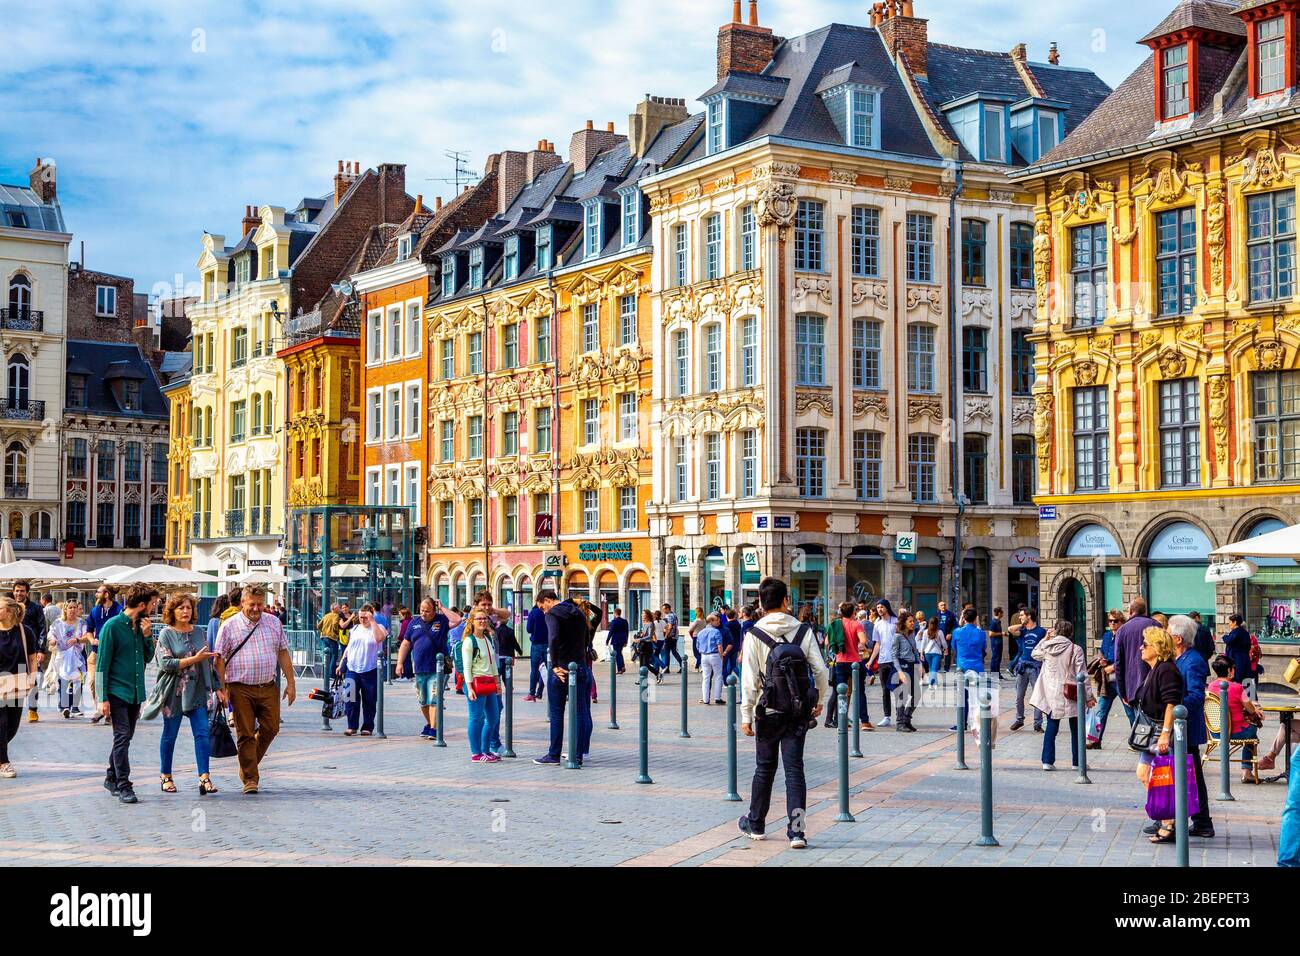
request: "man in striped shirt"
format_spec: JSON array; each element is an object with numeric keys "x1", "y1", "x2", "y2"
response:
[{"x1": 214, "y1": 585, "x2": 295, "y2": 795}]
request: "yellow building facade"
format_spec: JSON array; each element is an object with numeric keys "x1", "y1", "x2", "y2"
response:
[{"x1": 162, "y1": 375, "x2": 192, "y2": 565}]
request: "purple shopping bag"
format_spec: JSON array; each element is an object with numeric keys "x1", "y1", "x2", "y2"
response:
[{"x1": 1145, "y1": 753, "x2": 1201, "y2": 820}]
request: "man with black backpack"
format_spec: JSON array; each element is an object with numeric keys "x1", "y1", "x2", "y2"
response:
[{"x1": 738, "y1": 577, "x2": 830, "y2": 849}]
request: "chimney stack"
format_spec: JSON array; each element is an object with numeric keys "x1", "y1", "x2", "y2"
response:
[
  {"x1": 1049, "y1": 42, "x2": 1060, "y2": 65},
  {"x1": 716, "y1": 1, "x2": 777, "y2": 81},
  {"x1": 334, "y1": 159, "x2": 360, "y2": 204},
  {"x1": 496, "y1": 150, "x2": 531, "y2": 214},
  {"x1": 29, "y1": 157, "x2": 57, "y2": 203},
  {"x1": 436, "y1": 196, "x2": 443, "y2": 211},
  {"x1": 629, "y1": 94, "x2": 691, "y2": 157},
  {"x1": 241, "y1": 204, "x2": 260, "y2": 236},
  {"x1": 1010, "y1": 42, "x2": 1026, "y2": 62},
  {"x1": 526, "y1": 140, "x2": 564, "y2": 183},
  {"x1": 875, "y1": 0, "x2": 929, "y2": 77},
  {"x1": 569, "y1": 121, "x2": 628, "y2": 175}
]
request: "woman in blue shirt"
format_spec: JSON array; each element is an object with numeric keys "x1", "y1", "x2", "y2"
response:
[{"x1": 1088, "y1": 610, "x2": 1124, "y2": 749}]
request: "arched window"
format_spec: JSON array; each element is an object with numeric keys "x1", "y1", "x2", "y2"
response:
[
  {"x1": 6, "y1": 353, "x2": 30, "y2": 407},
  {"x1": 8, "y1": 274, "x2": 31, "y2": 314},
  {"x1": 7, "y1": 511, "x2": 21, "y2": 538},
  {"x1": 33, "y1": 511, "x2": 52, "y2": 538},
  {"x1": 264, "y1": 391, "x2": 274, "y2": 428},
  {"x1": 252, "y1": 393, "x2": 263, "y2": 434},
  {"x1": 4, "y1": 441, "x2": 28, "y2": 490}
]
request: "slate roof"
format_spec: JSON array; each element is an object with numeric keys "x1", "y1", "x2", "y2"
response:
[
  {"x1": 159, "y1": 351, "x2": 192, "y2": 383},
  {"x1": 0, "y1": 182, "x2": 66, "y2": 232},
  {"x1": 1139, "y1": 0, "x2": 1245, "y2": 43},
  {"x1": 65, "y1": 341, "x2": 167, "y2": 419}
]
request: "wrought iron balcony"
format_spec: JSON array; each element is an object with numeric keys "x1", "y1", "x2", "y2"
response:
[
  {"x1": 0, "y1": 308, "x2": 43, "y2": 332},
  {"x1": 0, "y1": 399, "x2": 45, "y2": 421},
  {"x1": 226, "y1": 509, "x2": 246, "y2": 536},
  {"x1": 4, "y1": 482, "x2": 28, "y2": 498},
  {"x1": 13, "y1": 537, "x2": 55, "y2": 551},
  {"x1": 191, "y1": 514, "x2": 211, "y2": 539},
  {"x1": 249, "y1": 506, "x2": 272, "y2": 535}
]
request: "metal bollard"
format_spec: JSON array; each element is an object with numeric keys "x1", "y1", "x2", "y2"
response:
[
  {"x1": 502, "y1": 660, "x2": 516, "y2": 758},
  {"x1": 1173, "y1": 705, "x2": 1189, "y2": 868},
  {"x1": 1216, "y1": 679, "x2": 1234, "y2": 802},
  {"x1": 1074, "y1": 672, "x2": 1090, "y2": 784},
  {"x1": 636, "y1": 666, "x2": 652, "y2": 784},
  {"x1": 564, "y1": 661, "x2": 580, "y2": 770},
  {"x1": 835, "y1": 683, "x2": 855, "y2": 822},
  {"x1": 375, "y1": 638, "x2": 387, "y2": 739},
  {"x1": 679, "y1": 651, "x2": 691, "y2": 739},
  {"x1": 724, "y1": 674, "x2": 740, "y2": 801},
  {"x1": 850, "y1": 661, "x2": 863, "y2": 758},
  {"x1": 954, "y1": 674, "x2": 969, "y2": 770},
  {"x1": 977, "y1": 681, "x2": 999, "y2": 847},
  {"x1": 433, "y1": 653, "x2": 446, "y2": 747},
  {"x1": 608, "y1": 652, "x2": 619, "y2": 730}
]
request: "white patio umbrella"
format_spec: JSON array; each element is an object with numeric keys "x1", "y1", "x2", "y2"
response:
[
  {"x1": 327, "y1": 563, "x2": 369, "y2": 578},
  {"x1": 104, "y1": 565, "x2": 219, "y2": 587},
  {"x1": 1210, "y1": 522, "x2": 1300, "y2": 561},
  {"x1": 0, "y1": 538, "x2": 15, "y2": 565},
  {"x1": 89, "y1": 564, "x2": 135, "y2": 581},
  {"x1": 0, "y1": 559, "x2": 102, "y2": 586},
  {"x1": 232, "y1": 569, "x2": 294, "y2": 585}
]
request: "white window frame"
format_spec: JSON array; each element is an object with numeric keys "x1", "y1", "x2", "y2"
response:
[
  {"x1": 582, "y1": 398, "x2": 599, "y2": 447},
  {"x1": 386, "y1": 306, "x2": 402, "y2": 361},
  {"x1": 618, "y1": 392, "x2": 637, "y2": 442},
  {"x1": 582, "y1": 489, "x2": 599, "y2": 534},
  {"x1": 404, "y1": 380, "x2": 422, "y2": 440},
  {"x1": 366, "y1": 310, "x2": 383, "y2": 364},
  {"x1": 404, "y1": 299, "x2": 422, "y2": 358},
  {"x1": 404, "y1": 462, "x2": 421, "y2": 523},
  {"x1": 365, "y1": 467, "x2": 381, "y2": 505},
  {"x1": 95, "y1": 284, "x2": 117, "y2": 317},
  {"x1": 619, "y1": 486, "x2": 637, "y2": 532},
  {"x1": 385, "y1": 385, "x2": 401, "y2": 441},
  {"x1": 366, "y1": 388, "x2": 383, "y2": 443},
  {"x1": 619, "y1": 295, "x2": 637, "y2": 346}
]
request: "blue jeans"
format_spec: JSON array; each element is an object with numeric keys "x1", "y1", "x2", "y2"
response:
[
  {"x1": 924, "y1": 653, "x2": 942, "y2": 685},
  {"x1": 722, "y1": 654, "x2": 739, "y2": 684},
  {"x1": 321, "y1": 639, "x2": 340, "y2": 684},
  {"x1": 1231, "y1": 726, "x2": 1259, "y2": 768},
  {"x1": 160, "y1": 705, "x2": 211, "y2": 776},
  {"x1": 1042, "y1": 716, "x2": 1079, "y2": 767},
  {"x1": 528, "y1": 644, "x2": 548, "y2": 697},
  {"x1": 653, "y1": 640, "x2": 666, "y2": 670},
  {"x1": 1093, "y1": 687, "x2": 1116, "y2": 742},
  {"x1": 609, "y1": 642, "x2": 626, "y2": 673},
  {"x1": 345, "y1": 669, "x2": 378, "y2": 732},
  {"x1": 467, "y1": 690, "x2": 502, "y2": 756},
  {"x1": 545, "y1": 665, "x2": 592, "y2": 760},
  {"x1": 1280, "y1": 755, "x2": 1300, "y2": 867}
]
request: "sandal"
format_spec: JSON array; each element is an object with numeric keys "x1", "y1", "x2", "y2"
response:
[
  {"x1": 160, "y1": 774, "x2": 177, "y2": 793},
  {"x1": 1149, "y1": 824, "x2": 1176, "y2": 844},
  {"x1": 198, "y1": 774, "x2": 218, "y2": 796},
  {"x1": 343, "y1": 729, "x2": 356, "y2": 737}
]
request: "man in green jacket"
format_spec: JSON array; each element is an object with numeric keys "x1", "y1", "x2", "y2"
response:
[{"x1": 95, "y1": 584, "x2": 159, "y2": 804}]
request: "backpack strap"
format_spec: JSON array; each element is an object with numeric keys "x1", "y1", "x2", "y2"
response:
[
  {"x1": 749, "y1": 625, "x2": 776, "y2": 649},
  {"x1": 792, "y1": 623, "x2": 811, "y2": 647}
]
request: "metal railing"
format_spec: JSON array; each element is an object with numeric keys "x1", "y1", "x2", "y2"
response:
[
  {"x1": 4, "y1": 482, "x2": 28, "y2": 498},
  {"x1": 225, "y1": 509, "x2": 246, "y2": 536},
  {"x1": 249, "y1": 506, "x2": 271, "y2": 535},
  {"x1": 13, "y1": 537, "x2": 55, "y2": 551},
  {"x1": 190, "y1": 513, "x2": 211, "y2": 539},
  {"x1": 286, "y1": 629, "x2": 326, "y2": 680},
  {"x1": 0, "y1": 308, "x2": 43, "y2": 332},
  {"x1": 0, "y1": 399, "x2": 45, "y2": 421}
]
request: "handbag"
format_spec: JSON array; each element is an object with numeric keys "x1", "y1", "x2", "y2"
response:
[
  {"x1": 208, "y1": 696, "x2": 238, "y2": 759},
  {"x1": 0, "y1": 626, "x2": 34, "y2": 706},
  {"x1": 1284, "y1": 656, "x2": 1300, "y2": 685},
  {"x1": 1128, "y1": 709, "x2": 1161, "y2": 753},
  {"x1": 1144, "y1": 753, "x2": 1200, "y2": 820},
  {"x1": 468, "y1": 635, "x2": 498, "y2": 695}
]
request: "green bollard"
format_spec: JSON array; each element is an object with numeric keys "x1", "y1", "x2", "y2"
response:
[
  {"x1": 636, "y1": 666, "x2": 652, "y2": 784},
  {"x1": 835, "y1": 683, "x2": 855, "y2": 822},
  {"x1": 850, "y1": 661, "x2": 863, "y2": 758},
  {"x1": 1216, "y1": 679, "x2": 1234, "y2": 802},
  {"x1": 1173, "y1": 705, "x2": 1189, "y2": 868},
  {"x1": 564, "y1": 661, "x2": 580, "y2": 770},
  {"x1": 724, "y1": 674, "x2": 740, "y2": 801},
  {"x1": 502, "y1": 659, "x2": 516, "y2": 758},
  {"x1": 608, "y1": 652, "x2": 619, "y2": 730},
  {"x1": 375, "y1": 636, "x2": 387, "y2": 740},
  {"x1": 679, "y1": 650, "x2": 691, "y2": 738},
  {"x1": 954, "y1": 674, "x2": 969, "y2": 770},
  {"x1": 433, "y1": 653, "x2": 446, "y2": 747},
  {"x1": 976, "y1": 680, "x2": 1000, "y2": 846},
  {"x1": 1075, "y1": 672, "x2": 1090, "y2": 784}
]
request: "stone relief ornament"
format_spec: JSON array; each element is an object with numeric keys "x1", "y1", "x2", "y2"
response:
[
  {"x1": 772, "y1": 162, "x2": 802, "y2": 179},
  {"x1": 793, "y1": 275, "x2": 833, "y2": 305},
  {"x1": 906, "y1": 286, "x2": 942, "y2": 315},
  {"x1": 1033, "y1": 218, "x2": 1052, "y2": 316},
  {"x1": 988, "y1": 189, "x2": 1016, "y2": 204},
  {"x1": 907, "y1": 396, "x2": 943, "y2": 424},
  {"x1": 960, "y1": 289, "x2": 993, "y2": 318},
  {"x1": 756, "y1": 182, "x2": 797, "y2": 235},
  {"x1": 1157, "y1": 347, "x2": 1187, "y2": 379},
  {"x1": 885, "y1": 175, "x2": 913, "y2": 192},
  {"x1": 1073, "y1": 359, "x2": 1099, "y2": 386},
  {"x1": 853, "y1": 392, "x2": 889, "y2": 418},
  {"x1": 852, "y1": 281, "x2": 888, "y2": 309},
  {"x1": 964, "y1": 396, "x2": 993, "y2": 425},
  {"x1": 1139, "y1": 330, "x2": 1162, "y2": 354},
  {"x1": 1206, "y1": 181, "x2": 1227, "y2": 288},
  {"x1": 1112, "y1": 220, "x2": 1139, "y2": 246},
  {"x1": 1207, "y1": 374, "x2": 1230, "y2": 471},
  {"x1": 1254, "y1": 339, "x2": 1285, "y2": 371},
  {"x1": 1033, "y1": 393, "x2": 1054, "y2": 474},
  {"x1": 830, "y1": 168, "x2": 858, "y2": 185},
  {"x1": 794, "y1": 389, "x2": 834, "y2": 415},
  {"x1": 1011, "y1": 398, "x2": 1035, "y2": 427}
]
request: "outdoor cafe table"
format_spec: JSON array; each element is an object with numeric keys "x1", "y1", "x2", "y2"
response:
[{"x1": 1259, "y1": 699, "x2": 1299, "y2": 784}]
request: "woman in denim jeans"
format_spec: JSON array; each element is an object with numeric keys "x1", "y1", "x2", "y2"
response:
[
  {"x1": 156, "y1": 594, "x2": 222, "y2": 795},
  {"x1": 462, "y1": 609, "x2": 501, "y2": 762}
]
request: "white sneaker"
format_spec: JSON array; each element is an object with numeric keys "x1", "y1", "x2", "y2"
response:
[
  {"x1": 0, "y1": 763, "x2": 16, "y2": 778},
  {"x1": 789, "y1": 835, "x2": 807, "y2": 849},
  {"x1": 878, "y1": 717, "x2": 892, "y2": 727},
  {"x1": 1042, "y1": 763, "x2": 1054, "y2": 771}
]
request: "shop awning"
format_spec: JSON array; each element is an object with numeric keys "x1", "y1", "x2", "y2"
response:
[{"x1": 1211, "y1": 522, "x2": 1300, "y2": 561}]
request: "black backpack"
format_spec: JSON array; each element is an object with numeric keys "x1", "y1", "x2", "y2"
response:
[{"x1": 750, "y1": 623, "x2": 817, "y2": 728}]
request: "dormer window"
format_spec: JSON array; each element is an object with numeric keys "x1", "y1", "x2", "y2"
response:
[
  {"x1": 1162, "y1": 44, "x2": 1190, "y2": 118},
  {"x1": 536, "y1": 225, "x2": 553, "y2": 271},
  {"x1": 123, "y1": 380, "x2": 140, "y2": 412},
  {"x1": 850, "y1": 89, "x2": 879, "y2": 148},
  {"x1": 583, "y1": 202, "x2": 602, "y2": 260},
  {"x1": 1257, "y1": 16, "x2": 1287, "y2": 96},
  {"x1": 621, "y1": 189, "x2": 641, "y2": 249},
  {"x1": 707, "y1": 99, "x2": 727, "y2": 154},
  {"x1": 503, "y1": 236, "x2": 519, "y2": 281},
  {"x1": 818, "y1": 79, "x2": 882, "y2": 150},
  {"x1": 983, "y1": 104, "x2": 1007, "y2": 163},
  {"x1": 441, "y1": 255, "x2": 456, "y2": 297},
  {"x1": 1011, "y1": 104, "x2": 1063, "y2": 162},
  {"x1": 397, "y1": 234, "x2": 413, "y2": 261},
  {"x1": 945, "y1": 96, "x2": 1013, "y2": 163},
  {"x1": 468, "y1": 246, "x2": 484, "y2": 290}
]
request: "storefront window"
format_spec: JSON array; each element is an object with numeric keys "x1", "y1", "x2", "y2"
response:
[
  {"x1": 790, "y1": 547, "x2": 828, "y2": 624},
  {"x1": 1145, "y1": 521, "x2": 1215, "y2": 627},
  {"x1": 706, "y1": 548, "x2": 727, "y2": 610},
  {"x1": 1243, "y1": 518, "x2": 1300, "y2": 641},
  {"x1": 846, "y1": 549, "x2": 884, "y2": 606}
]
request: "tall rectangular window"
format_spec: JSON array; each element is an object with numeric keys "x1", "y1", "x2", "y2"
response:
[
  {"x1": 124, "y1": 442, "x2": 142, "y2": 482},
  {"x1": 582, "y1": 490, "x2": 599, "y2": 533},
  {"x1": 795, "y1": 314, "x2": 825, "y2": 387},
  {"x1": 387, "y1": 386, "x2": 400, "y2": 441},
  {"x1": 1156, "y1": 207, "x2": 1197, "y2": 317},
  {"x1": 1071, "y1": 223, "x2": 1109, "y2": 326},
  {"x1": 853, "y1": 430, "x2": 882, "y2": 501},
  {"x1": 906, "y1": 212, "x2": 934, "y2": 283},
  {"x1": 469, "y1": 499, "x2": 483, "y2": 545},
  {"x1": 440, "y1": 420, "x2": 454, "y2": 462},
  {"x1": 583, "y1": 399, "x2": 599, "y2": 446},
  {"x1": 619, "y1": 295, "x2": 637, "y2": 346},
  {"x1": 583, "y1": 303, "x2": 599, "y2": 353},
  {"x1": 1073, "y1": 386, "x2": 1110, "y2": 492},
  {"x1": 367, "y1": 312, "x2": 382, "y2": 362},
  {"x1": 740, "y1": 316, "x2": 758, "y2": 387},
  {"x1": 795, "y1": 428, "x2": 826, "y2": 498},
  {"x1": 468, "y1": 331, "x2": 483, "y2": 374},
  {"x1": 535, "y1": 407, "x2": 552, "y2": 453},
  {"x1": 740, "y1": 429, "x2": 757, "y2": 498},
  {"x1": 983, "y1": 104, "x2": 1006, "y2": 162},
  {"x1": 673, "y1": 329, "x2": 689, "y2": 396},
  {"x1": 794, "y1": 200, "x2": 824, "y2": 272},
  {"x1": 908, "y1": 433, "x2": 937, "y2": 503},
  {"x1": 440, "y1": 501, "x2": 454, "y2": 547},
  {"x1": 503, "y1": 495, "x2": 518, "y2": 544},
  {"x1": 621, "y1": 189, "x2": 640, "y2": 248},
  {"x1": 405, "y1": 382, "x2": 421, "y2": 439},
  {"x1": 851, "y1": 207, "x2": 880, "y2": 278},
  {"x1": 1258, "y1": 17, "x2": 1287, "y2": 96},
  {"x1": 961, "y1": 219, "x2": 987, "y2": 286},
  {"x1": 1011, "y1": 222, "x2": 1035, "y2": 289},
  {"x1": 535, "y1": 315, "x2": 552, "y2": 364},
  {"x1": 707, "y1": 99, "x2": 726, "y2": 154},
  {"x1": 367, "y1": 390, "x2": 382, "y2": 442},
  {"x1": 467, "y1": 246, "x2": 483, "y2": 291},
  {"x1": 1013, "y1": 436, "x2": 1036, "y2": 505},
  {"x1": 674, "y1": 224, "x2": 689, "y2": 287},
  {"x1": 405, "y1": 302, "x2": 421, "y2": 357},
  {"x1": 405, "y1": 463, "x2": 421, "y2": 524},
  {"x1": 673, "y1": 435, "x2": 688, "y2": 502},
  {"x1": 619, "y1": 393, "x2": 637, "y2": 441},
  {"x1": 68, "y1": 438, "x2": 87, "y2": 479},
  {"x1": 468, "y1": 415, "x2": 483, "y2": 459},
  {"x1": 503, "y1": 235, "x2": 519, "y2": 281},
  {"x1": 704, "y1": 214, "x2": 722, "y2": 280},
  {"x1": 96, "y1": 502, "x2": 115, "y2": 543},
  {"x1": 231, "y1": 400, "x2": 246, "y2": 443},
  {"x1": 441, "y1": 256, "x2": 456, "y2": 297},
  {"x1": 907, "y1": 324, "x2": 936, "y2": 393},
  {"x1": 440, "y1": 339, "x2": 454, "y2": 379},
  {"x1": 705, "y1": 323, "x2": 723, "y2": 392},
  {"x1": 387, "y1": 306, "x2": 402, "y2": 359},
  {"x1": 851, "y1": 88, "x2": 877, "y2": 147},
  {"x1": 584, "y1": 202, "x2": 602, "y2": 259},
  {"x1": 502, "y1": 323, "x2": 519, "y2": 369},
  {"x1": 705, "y1": 433, "x2": 721, "y2": 501},
  {"x1": 502, "y1": 411, "x2": 518, "y2": 456},
  {"x1": 536, "y1": 226, "x2": 552, "y2": 271},
  {"x1": 962, "y1": 326, "x2": 988, "y2": 393},
  {"x1": 1159, "y1": 378, "x2": 1200, "y2": 488},
  {"x1": 1252, "y1": 370, "x2": 1300, "y2": 481},
  {"x1": 853, "y1": 319, "x2": 881, "y2": 390},
  {"x1": 1012, "y1": 330, "x2": 1035, "y2": 396},
  {"x1": 1248, "y1": 189, "x2": 1296, "y2": 303},
  {"x1": 1162, "y1": 44, "x2": 1190, "y2": 118},
  {"x1": 619, "y1": 487, "x2": 637, "y2": 532},
  {"x1": 963, "y1": 434, "x2": 988, "y2": 505},
  {"x1": 740, "y1": 204, "x2": 757, "y2": 271}
]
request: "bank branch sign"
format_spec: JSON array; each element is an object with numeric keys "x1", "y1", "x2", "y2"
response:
[{"x1": 894, "y1": 532, "x2": 917, "y2": 563}]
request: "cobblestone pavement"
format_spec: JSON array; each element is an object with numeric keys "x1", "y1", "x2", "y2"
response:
[{"x1": 0, "y1": 666, "x2": 1288, "y2": 866}]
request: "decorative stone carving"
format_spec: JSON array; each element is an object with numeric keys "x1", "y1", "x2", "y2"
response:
[
  {"x1": 648, "y1": 194, "x2": 671, "y2": 214},
  {"x1": 1074, "y1": 359, "x2": 1099, "y2": 386},
  {"x1": 907, "y1": 397, "x2": 943, "y2": 424},
  {"x1": 772, "y1": 161, "x2": 802, "y2": 179},
  {"x1": 793, "y1": 275, "x2": 832, "y2": 305},
  {"x1": 830, "y1": 168, "x2": 857, "y2": 185},
  {"x1": 964, "y1": 396, "x2": 993, "y2": 425},
  {"x1": 1010, "y1": 293, "x2": 1036, "y2": 320},
  {"x1": 1207, "y1": 374, "x2": 1230, "y2": 471},
  {"x1": 906, "y1": 286, "x2": 942, "y2": 315},
  {"x1": 714, "y1": 173, "x2": 736, "y2": 191},
  {"x1": 851, "y1": 281, "x2": 888, "y2": 309},
  {"x1": 1156, "y1": 347, "x2": 1187, "y2": 378},
  {"x1": 960, "y1": 289, "x2": 993, "y2": 318},
  {"x1": 1254, "y1": 339, "x2": 1285, "y2": 371},
  {"x1": 884, "y1": 175, "x2": 912, "y2": 192},
  {"x1": 1112, "y1": 221, "x2": 1138, "y2": 245},
  {"x1": 988, "y1": 189, "x2": 1015, "y2": 204},
  {"x1": 1206, "y1": 181, "x2": 1227, "y2": 288},
  {"x1": 756, "y1": 182, "x2": 797, "y2": 235},
  {"x1": 1139, "y1": 330, "x2": 1162, "y2": 353},
  {"x1": 794, "y1": 389, "x2": 834, "y2": 415},
  {"x1": 853, "y1": 392, "x2": 888, "y2": 419},
  {"x1": 1033, "y1": 217, "x2": 1052, "y2": 316},
  {"x1": 1011, "y1": 398, "x2": 1034, "y2": 427},
  {"x1": 1033, "y1": 392, "x2": 1054, "y2": 475},
  {"x1": 1235, "y1": 144, "x2": 1296, "y2": 190}
]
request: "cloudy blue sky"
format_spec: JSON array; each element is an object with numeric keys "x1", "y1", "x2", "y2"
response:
[{"x1": 1, "y1": 0, "x2": 1160, "y2": 299}]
